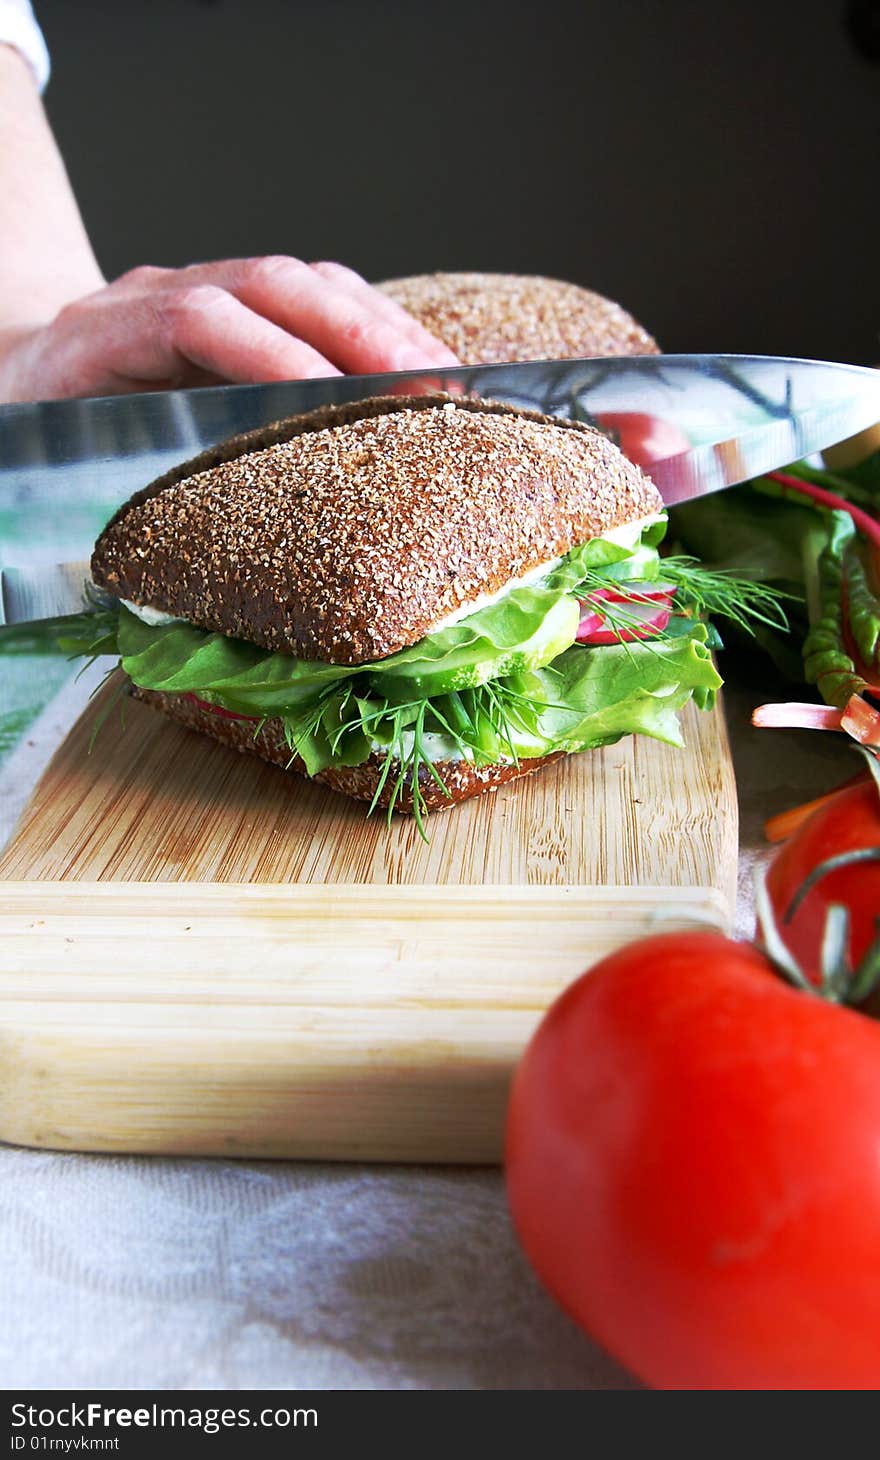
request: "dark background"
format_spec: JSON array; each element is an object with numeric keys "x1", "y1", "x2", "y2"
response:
[{"x1": 37, "y1": 0, "x2": 879, "y2": 362}]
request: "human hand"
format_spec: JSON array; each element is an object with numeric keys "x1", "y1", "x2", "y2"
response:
[{"x1": 0, "y1": 256, "x2": 461, "y2": 402}]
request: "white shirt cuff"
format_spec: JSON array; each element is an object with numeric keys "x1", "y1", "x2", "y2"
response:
[{"x1": 0, "y1": 1, "x2": 50, "y2": 91}]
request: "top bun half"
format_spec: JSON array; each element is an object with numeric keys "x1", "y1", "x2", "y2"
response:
[
  {"x1": 91, "y1": 394, "x2": 662, "y2": 666},
  {"x1": 377, "y1": 272, "x2": 659, "y2": 365}
]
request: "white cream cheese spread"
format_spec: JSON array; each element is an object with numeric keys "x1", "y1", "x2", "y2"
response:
[{"x1": 120, "y1": 599, "x2": 184, "y2": 627}]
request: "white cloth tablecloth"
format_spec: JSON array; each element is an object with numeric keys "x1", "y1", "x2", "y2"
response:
[{"x1": 0, "y1": 657, "x2": 850, "y2": 1390}]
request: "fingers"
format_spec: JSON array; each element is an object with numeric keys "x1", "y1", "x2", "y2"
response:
[
  {"x1": 27, "y1": 283, "x2": 341, "y2": 398},
  {"x1": 156, "y1": 284, "x2": 342, "y2": 383},
  {"x1": 185, "y1": 256, "x2": 460, "y2": 374},
  {"x1": 0, "y1": 254, "x2": 461, "y2": 403},
  {"x1": 309, "y1": 260, "x2": 460, "y2": 364}
]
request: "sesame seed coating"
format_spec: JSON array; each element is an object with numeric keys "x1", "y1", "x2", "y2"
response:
[
  {"x1": 377, "y1": 272, "x2": 659, "y2": 364},
  {"x1": 92, "y1": 393, "x2": 662, "y2": 666}
]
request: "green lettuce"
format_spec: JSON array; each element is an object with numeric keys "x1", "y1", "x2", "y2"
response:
[
  {"x1": 241, "y1": 618, "x2": 720, "y2": 783},
  {"x1": 545, "y1": 518, "x2": 666, "y2": 593},
  {"x1": 502, "y1": 620, "x2": 721, "y2": 756},
  {"x1": 98, "y1": 519, "x2": 727, "y2": 822}
]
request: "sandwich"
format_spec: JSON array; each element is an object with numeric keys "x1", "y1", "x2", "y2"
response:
[
  {"x1": 376, "y1": 272, "x2": 659, "y2": 365},
  {"x1": 74, "y1": 393, "x2": 777, "y2": 829}
]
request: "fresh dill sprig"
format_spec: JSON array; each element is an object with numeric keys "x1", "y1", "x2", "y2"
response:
[
  {"x1": 280, "y1": 682, "x2": 351, "y2": 767},
  {"x1": 571, "y1": 558, "x2": 791, "y2": 644},
  {"x1": 480, "y1": 680, "x2": 521, "y2": 766},
  {"x1": 359, "y1": 696, "x2": 456, "y2": 839},
  {"x1": 659, "y1": 556, "x2": 793, "y2": 635},
  {"x1": 403, "y1": 701, "x2": 453, "y2": 840},
  {"x1": 87, "y1": 669, "x2": 131, "y2": 751},
  {"x1": 296, "y1": 682, "x2": 534, "y2": 841}
]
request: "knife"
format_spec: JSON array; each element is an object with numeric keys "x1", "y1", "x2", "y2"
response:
[{"x1": 2, "y1": 353, "x2": 879, "y2": 626}]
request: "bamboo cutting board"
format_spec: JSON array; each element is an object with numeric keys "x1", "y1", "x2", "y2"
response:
[{"x1": 0, "y1": 682, "x2": 738, "y2": 1161}]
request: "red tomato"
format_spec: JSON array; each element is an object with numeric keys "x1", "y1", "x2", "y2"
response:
[
  {"x1": 765, "y1": 778, "x2": 880, "y2": 977},
  {"x1": 506, "y1": 930, "x2": 880, "y2": 1390},
  {"x1": 594, "y1": 412, "x2": 690, "y2": 468}
]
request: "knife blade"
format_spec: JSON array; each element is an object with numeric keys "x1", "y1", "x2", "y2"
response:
[
  {"x1": 2, "y1": 354, "x2": 878, "y2": 626},
  {"x1": 0, "y1": 560, "x2": 94, "y2": 628}
]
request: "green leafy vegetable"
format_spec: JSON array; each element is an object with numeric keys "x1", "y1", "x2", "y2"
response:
[
  {"x1": 109, "y1": 522, "x2": 669, "y2": 711},
  {"x1": 671, "y1": 447, "x2": 880, "y2": 724},
  {"x1": 502, "y1": 621, "x2": 721, "y2": 755},
  {"x1": 847, "y1": 541, "x2": 880, "y2": 671},
  {"x1": 0, "y1": 607, "x2": 119, "y2": 659}
]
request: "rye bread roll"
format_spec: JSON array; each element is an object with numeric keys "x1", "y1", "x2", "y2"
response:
[
  {"x1": 91, "y1": 393, "x2": 661, "y2": 665},
  {"x1": 377, "y1": 272, "x2": 659, "y2": 365},
  {"x1": 132, "y1": 686, "x2": 563, "y2": 812},
  {"x1": 95, "y1": 393, "x2": 663, "y2": 815}
]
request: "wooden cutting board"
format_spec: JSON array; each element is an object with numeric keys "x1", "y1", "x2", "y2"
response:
[{"x1": 0, "y1": 681, "x2": 738, "y2": 1162}]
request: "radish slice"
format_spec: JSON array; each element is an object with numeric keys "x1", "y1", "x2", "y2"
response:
[
  {"x1": 584, "y1": 581, "x2": 676, "y2": 606},
  {"x1": 576, "y1": 587, "x2": 675, "y2": 644},
  {"x1": 575, "y1": 609, "x2": 606, "y2": 638},
  {"x1": 576, "y1": 600, "x2": 672, "y2": 644},
  {"x1": 184, "y1": 693, "x2": 259, "y2": 723}
]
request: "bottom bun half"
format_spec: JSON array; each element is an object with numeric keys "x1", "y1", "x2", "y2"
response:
[{"x1": 132, "y1": 687, "x2": 564, "y2": 813}]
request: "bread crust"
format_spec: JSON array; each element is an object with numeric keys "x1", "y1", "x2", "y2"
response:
[
  {"x1": 91, "y1": 392, "x2": 661, "y2": 666},
  {"x1": 377, "y1": 272, "x2": 660, "y2": 365},
  {"x1": 131, "y1": 686, "x2": 563, "y2": 812}
]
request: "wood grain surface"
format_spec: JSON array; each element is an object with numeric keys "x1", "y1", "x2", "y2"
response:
[
  {"x1": 0, "y1": 881, "x2": 732, "y2": 1162},
  {"x1": 0, "y1": 682, "x2": 738, "y2": 1161},
  {"x1": 0, "y1": 679, "x2": 738, "y2": 893}
]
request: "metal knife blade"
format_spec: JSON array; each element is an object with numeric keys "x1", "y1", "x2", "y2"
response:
[
  {"x1": 0, "y1": 560, "x2": 93, "y2": 627},
  {"x1": 2, "y1": 354, "x2": 878, "y2": 626}
]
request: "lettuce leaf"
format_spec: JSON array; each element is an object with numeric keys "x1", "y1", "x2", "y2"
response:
[
  {"x1": 545, "y1": 518, "x2": 665, "y2": 593},
  {"x1": 117, "y1": 610, "x2": 351, "y2": 713},
  {"x1": 265, "y1": 618, "x2": 722, "y2": 779},
  {"x1": 109, "y1": 513, "x2": 715, "y2": 782},
  {"x1": 114, "y1": 593, "x2": 581, "y2": 712},
  {"x1": 59, "y1": 511, "x2": 723, "y2": 823},
  {"x1": 370, "y1": 588, "x2": 579, "y2": 699},
  {"x1": 503, "y1": 621, "x2": 721, "y2": 755}
]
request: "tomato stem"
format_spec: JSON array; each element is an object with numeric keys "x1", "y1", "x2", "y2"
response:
[
  {"x1": 821, "y1": 904, "x2": 853, "y2": 1001},
  {"x1": 757, "y1": 847, "x2": 880, "y2": 1006},
  {"x1": 783, "y1": 847, "x2": 880, "y2": 923},
  {"x1": 753, "y1": 867, "x2": 819, "y2": 995},
  {"x1": 849, "y1": 922, "x2": 880, "y2": 1004}
]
